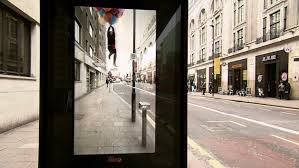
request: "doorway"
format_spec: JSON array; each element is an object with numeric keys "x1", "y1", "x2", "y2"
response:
[
  {"x1": 266, "y1": 63, "x2": 277, "y2": 97},
  {"x1": 233, "y1": 68, "x2": 241, "y2": 92},
  {"x1": 90, "y1": 72, "x2": 95, "y2": 90}
]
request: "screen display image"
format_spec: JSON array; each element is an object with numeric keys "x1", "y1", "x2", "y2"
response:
[{"x1": 74, "y1": 6, "x2": 156, "y2": 155}]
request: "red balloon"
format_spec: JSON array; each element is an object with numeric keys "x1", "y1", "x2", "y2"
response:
[{"x1": 104, "y1": 13, "x2": 113, "y2": 23}]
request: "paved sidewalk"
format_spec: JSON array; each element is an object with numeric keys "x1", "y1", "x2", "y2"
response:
[
  {"x1": 74, "y1": 85, "x2": 155, "y2": 154},
  {"x1": 0, "y1": 121, "x2": 38, "y2": 168},
  {"x1": 189, "y1": 92, "x2": 299, "y2": 109}
]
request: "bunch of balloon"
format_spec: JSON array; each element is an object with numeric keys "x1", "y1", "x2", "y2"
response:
[{"x1": 96, "y1": 8, "x2": 125, "y2": 25}]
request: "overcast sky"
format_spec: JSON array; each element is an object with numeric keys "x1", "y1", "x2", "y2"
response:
[{"x1": 105, "y1": 9, "x2": 156, "y2": 76}]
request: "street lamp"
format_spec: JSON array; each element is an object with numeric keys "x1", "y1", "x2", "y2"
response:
[
  {"x1": 210, "y1": 20, "x2": 215, "y2": 96},
  {"x1": 132, "y1": 9, "x2": 136, "y2": 122}
]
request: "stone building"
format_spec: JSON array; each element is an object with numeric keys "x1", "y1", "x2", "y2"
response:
[
  {"x1": 0, "y1": 0, "x2": 40, "y2": 131},
  {"x1": 188, "y1": 0, "x2": 299, "y2": 99},
  {"x1": 137, "y1": 15, "x2": 156, "y2": 84},
  {"x1": 75, "y1": 7, "x2": 107, "y2": 99}
]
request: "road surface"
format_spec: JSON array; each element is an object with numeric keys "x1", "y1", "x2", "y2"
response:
[{"x1": 113, "y1": 82, "x2": 299, "y2": 168}]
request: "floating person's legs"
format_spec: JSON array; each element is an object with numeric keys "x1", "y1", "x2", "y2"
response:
[
  {"x1": 113, "y1": 50, "x2": 117, "y2": 67},
  {"x1": 108, "y1": 49, "x2": 117, "y2": 67}
]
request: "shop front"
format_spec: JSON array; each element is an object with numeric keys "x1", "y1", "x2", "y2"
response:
[
  {"x1": 255, "y1": 50, "x2": 288, "y2": 98},
  {"x1": 228, "y1": 59, "x2": 247, "y2": 94},
  {"x1": 197, "y1": 68, "x2": 206, "y2": 91}
]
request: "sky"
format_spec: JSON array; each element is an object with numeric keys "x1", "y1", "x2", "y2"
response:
[{"x1": 104, "y1": 9, "x2": 156, "y2": 77}]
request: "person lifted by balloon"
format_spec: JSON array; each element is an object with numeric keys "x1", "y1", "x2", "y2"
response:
[
  {"x1": 96, "y1": 7, "x2": 125, "y2": 67},
  {"x1": 107, "y1": 25, "x2": 117, "y2": 67}
]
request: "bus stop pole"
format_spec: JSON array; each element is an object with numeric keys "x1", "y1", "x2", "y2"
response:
[{"x1": 132, "y1": 9, "x2": 136, "y2": 122}]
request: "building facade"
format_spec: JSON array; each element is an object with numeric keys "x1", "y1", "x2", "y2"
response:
[
  {"x1": 0, "y1": 0, "x2": 40, "y2": 131},
  {"x1": 137, "y1": 15, "x2": 156, "y2": 84},
  {"x1": 75, "y1": 7, "x2": 107, "y2": 99},
  {"x1": 188, "y1": 0, "x2": 299, "y2": 99}
]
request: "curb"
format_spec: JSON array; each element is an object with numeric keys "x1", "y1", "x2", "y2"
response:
[
  {"x1": 190, "y1": 94, "x2": 299, "y2": 110},
  {"x1": 0, "y1": 117, "x2": 38, "y2": 134}
]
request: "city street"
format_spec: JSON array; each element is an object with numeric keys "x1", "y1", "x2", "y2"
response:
[
  {"x1": 114, "y1": 83, "x2": 299, "y2": 168},
  {"x1": 188, "y1": 95, "x2": 299, "y2": 168}
]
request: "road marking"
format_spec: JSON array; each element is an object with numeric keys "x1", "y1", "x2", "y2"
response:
[
  {"x1": 206, "y1": 121, "x2": 246, "y2": 127},
  {"x1": 200, "y1": 125, "x2": 216, "y2": 132},
  {"x1": 271, "y1": 135, "x2": 299, "y2": 146},
  {"x1": 118, "y1": 83, "x2": 155, "y2": 96},
  {"x1": 112, "y1": 89, "x2": 156, "y2": 128},
  {"x1": 258, "y1": 108, "x2": 270, "y2": 111},
  {"x1": 229, "y1": 121, "x2": 247, "y2": 127},
  {"x1": 188, "y1": 95, "x2": 299, "y2": 111},
  {"x1": 188, "y1": 137, "x2": 226, "y2": 168},
  {"x1": 281, "y1": 112, "x2": 297, "y2": 116},
  {"x1": 189, "y1": 103, "x2": 299, "y2": 135}
]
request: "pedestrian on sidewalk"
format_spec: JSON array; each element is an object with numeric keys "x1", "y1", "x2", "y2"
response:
[
  {"x1": 209, "y1": 82, "x2": 213, "y2": 94},
  {"x1": 106, "y1": 77, "x2": 109, "y2": 87},
  {"x1": 201, "y1": 82, "x2": 206, "y2": 95},
  {"x1": 278, "y1": 80, "x2": 285, "y2": 99},
  {"x1": 284, "y1": 81, "x2": 291, "y2": 100},
  {"x1": 193, "y1": 83, "x2": 197, "y2": 92}
]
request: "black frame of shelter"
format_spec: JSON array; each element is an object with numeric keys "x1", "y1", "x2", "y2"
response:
[{"x1": 39, "y1": 0, "x2": 188, "y2": 168}]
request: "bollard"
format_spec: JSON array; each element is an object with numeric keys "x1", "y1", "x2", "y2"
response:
[
  {"x1": 142, "y1": 107, "x2": 147, "y2": 147},
  {"x1": 139, "y1": 102, "x2": 150, "y2": 147}
]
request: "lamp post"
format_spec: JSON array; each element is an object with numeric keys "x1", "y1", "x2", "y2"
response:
[
  {"x1": 210, "y1": 21, "x2": 215, "y2": 96},
  {"x1": 132, "y1": 9, "x2": 136, "y2": 122}
]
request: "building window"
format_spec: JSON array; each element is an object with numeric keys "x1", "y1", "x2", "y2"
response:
[
  {"x1": 238, "y1": 0, "x2": 244, "y2": 24},
  {"x1": 201, "y1": 48, "x2": 206, "y2": 60},
  {"x1": 233, "y1": 3, "x2": 237, "y2": 26},
  {"x1": 237, "y1": 29, "x2": 243, "y2": 47},
  {"x1": 270, "y1": 10, "x2": 280, "y2": 39},
  {"x1": 75, "y1": 60, "x2": 80, "y2": 81},
  {"x1": 89, "y1": 24, "x2": 93, "y2": 37},
  {"x1": 263, "y1": 17, "x2": 267, "y2": 41},
  {"x1": 85, "y1": 40, "x2": 89, "y2": 52},
  {"x1": 215, "y1": 41, "x2": 221, "y2": 55},
  {"x1": 191, "y1": 53, "x2": 195, "y2": 64},
  {"x1": 191, "y1": 34, "x2": 195, "y2": 51},
  {"x1": 0, "y1": 5, "x2": 31, "y2": 76},
  {"x1": 215, "y1": 0, "x2": 220, "y2": 10},
  {"x1": 233, "y1": 32, "x2": 236, "y2": 48},
  {"x1": 199, "y1": 30, "x2": 202, "y2": 46},
  {"x1": 284, "y1": 7, "x2": 287, "y2": 31},
  {"x1": 190, "y1": 19, "x2": 195, "y2": 32},
  {"x1": 75, "y1": 19, "x2": 81, "y2": 44},
  {"x1": 201, "y1": 26, "x2": 206, "y2": 44},
  {"x1": 215, "y1": 15, "x2": 221, "y2": 36},
  {"x1": 89, "y1": 46, "x2": 94, "y2": 57},
  {"x1": 237, "y1": 29, "x2": 243, "y2": 48},
  {"x1": 199, "y1": 9, "x2": 206, "y2": 24},
  {"x1": 198, "y1": 50, "x2": 202, "y2": 61},
  {"x1": 264, "y1": 0, "x2": 267, "y2": 9}
]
